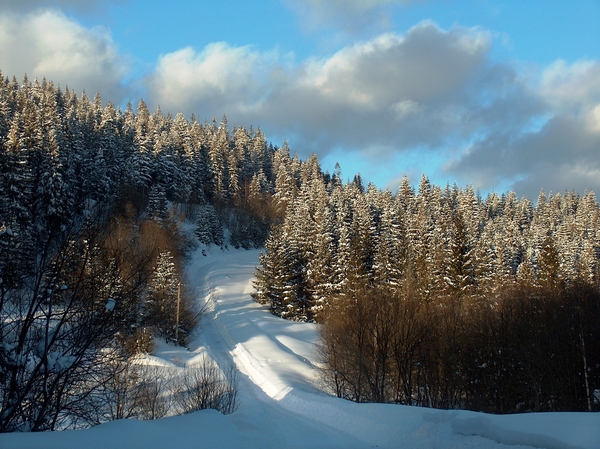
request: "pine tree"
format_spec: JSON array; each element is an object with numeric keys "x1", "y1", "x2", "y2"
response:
[
  {"x1": 195, "y1": 204, "x2": 223, "y2": 247},
  {"x1": 307, "y1": 202, "x2": 335, "y2": 320},
  {"x1": 131, "y1": 100, "x2": 154, "y2": 192},
  {"x1": 209, "y1": 116, "x2": 230, "y2": 199},
  {"x1": 99, "y1": 102, "x2": 125, "y2": 194},
  {"x1": 251, "y1": 127, "x2": 270, "y2": 181},
  {"x1": 147, "y1": 183, "x2": 168, "y2": 221},
  {"x1": 146, "y1": 251, "x2": 180, "y2": 342},
  {"x1": 0, "y1": 113, "x2": 34, "y2": 286},
  {"x1": 372, "y1": 190, "x2": 406, "y2": 290},
  {"x1": 233, "y1": 126, "x2": 251, "y2": 185},
  {"x1": 396, "y1": 175, "x2": 414, "y2": 215},
  {"x1": 347, "y1": 184, "x2": 376, "y2": 286},
  {"x1": 252, "y1": 226, "x2": 296, "y2": 317},
  {"x1": 277, "y1": 196, "x2": 311, "y2": 321},
  {"x1": 475, "y1": 223, "x2": 498, "y2": 293},
  {"x1": 187, "y1": 119, "x2": 212, "y2": 202},
  {"x1": 405, "y1": 175, "x2": 436, "y2": 302},
  {"x1": 537, "y1": 234, "x2": 561, "y2": 289},
  {"x1": 444, "y1": 209, "x2": 476, "y2": 298}
]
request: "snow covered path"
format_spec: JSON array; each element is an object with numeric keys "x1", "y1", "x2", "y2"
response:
[{"x1": 2, "y1": 247, "x2": 599, "y2": 449}]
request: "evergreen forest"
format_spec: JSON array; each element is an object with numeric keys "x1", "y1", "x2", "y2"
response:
[
  {"x1": 254, "y1": 171, "x2": 600, "y2": 413},
  {"x1": 0, "y1": 73, "x2": 599, "y2": 432}
]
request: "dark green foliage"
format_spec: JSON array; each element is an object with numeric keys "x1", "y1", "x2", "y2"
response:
[
  {"x1": 254, "y1": 169, "x2": 600, "y2": 413},
  {"x1": 0, "y1": 73, "x2": 275, "y2": 431},
  {"x1": 195, "y1": 204, "x2": 223, "y2": 247}
]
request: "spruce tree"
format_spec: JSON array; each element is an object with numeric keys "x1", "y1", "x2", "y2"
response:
[
  {"x1": 195, "y1": 204, "x2": 223, "y2": 247},
  {"x1": 146, "y1": 251, "x2": 180, "y2": 342}
]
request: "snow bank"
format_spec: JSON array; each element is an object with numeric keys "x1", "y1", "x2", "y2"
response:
[
  {"x1": 451, "y1": 415, "x2": 584, "y2": 449},
  {"x1": 0, "y1": 410, "x2": 240, "y2": 449}
]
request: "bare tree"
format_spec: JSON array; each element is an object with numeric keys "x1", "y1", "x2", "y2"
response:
[{"x1": 0, "y1": 209, "x2": 152, "y2": 432}]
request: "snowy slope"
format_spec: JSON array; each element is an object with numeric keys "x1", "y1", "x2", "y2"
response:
[{"x1": 2, "y1": 247, "x2": 599, "y2": 449}]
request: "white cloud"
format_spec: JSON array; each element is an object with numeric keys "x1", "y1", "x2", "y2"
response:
[
  {"x1": 253, "y1": 22, "x2": 501, "y2": 153},
  {"x1": 390, "y1": 99, "x2": 421, "y2": 119},
  {"x1": 540, "y1": 60, "x2": 600, "y2": 133},
  {"x1": 0, "y1": 9, "x2": 129, "y2": 101},
  {"x1": 445, "y1": 59, "x2": 600, "y2": 198},
  {"x1": 285, "y1": 0, "x2": 417, "y2": 35},
  {"x1": 145, "y1": 43, "x2": 276, "y2": 119},
  {"x1": 590, "y1": 105, "x2": 600, "y2": 132},
  {"x1": 541, "y1": 60, "x2": 600, "y2": 107},
  {"x1": 145, "y1": 22, "x2": 503, "y2": 151}
]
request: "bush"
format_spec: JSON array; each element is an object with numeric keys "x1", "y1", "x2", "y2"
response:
[{"x1": 174, "y1": 356, "x2": 239, "y2": 415}]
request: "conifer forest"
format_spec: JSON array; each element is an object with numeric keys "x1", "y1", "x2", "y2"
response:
[{"x1": 0, "y1": 73, "x2": 599, "y2": 432}]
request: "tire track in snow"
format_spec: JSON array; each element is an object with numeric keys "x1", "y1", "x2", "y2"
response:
[
  {"x1": 190, "y1": 251, "x2": 367, "y2": 448},
  {"x1": 188, "y1": 250, "x2": 378, "y2": 447}
]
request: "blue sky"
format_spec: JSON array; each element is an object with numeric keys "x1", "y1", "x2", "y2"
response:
[{"x1": 1, "y1": 0, "x2": 599, "y2": 198}]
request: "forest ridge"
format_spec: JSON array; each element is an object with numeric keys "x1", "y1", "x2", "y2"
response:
[{"x1": 0, "y1": 73, "x2": 599, "y2": 432}]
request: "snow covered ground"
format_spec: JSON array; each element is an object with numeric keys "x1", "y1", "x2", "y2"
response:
[{"x1": 2, "y1": 247, "x2": 599, "y2": 449}]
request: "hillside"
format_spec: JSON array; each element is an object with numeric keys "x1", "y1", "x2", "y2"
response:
[{"x1": 2, "y1": 246, "x2": 598, "y2": 449}]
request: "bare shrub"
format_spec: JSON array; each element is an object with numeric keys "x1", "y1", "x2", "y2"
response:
[
  {"x1": 174, "y1": 357, "x2": 238, "y2": 415},
  {"x1": 135, "y1": 365, "x2": 173, "y2": 420},
  {"x1": 95, "y1": 358, "x2": 144, "y2": 422},
  {"x1": 81, "y1": 358, "x2": 174, "y2": 424},
  {"x1": 122, "y1": 328, "x2": 155, "y2": 356},
  {"x1": 320, "y1": 276, "x2": 600, "y2": 413},
  {"x1": 320, "y1": 281, "x2": 432, "y2": 405}
]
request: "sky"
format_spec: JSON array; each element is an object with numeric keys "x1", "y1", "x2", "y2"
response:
[{"x1": 1, "y1": 0, "x2": 599, "y2": 199}]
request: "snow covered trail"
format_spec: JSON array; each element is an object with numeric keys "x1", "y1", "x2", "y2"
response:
[
  {"x1": 2, "y1": 247, "x2": 599, "y2": 449},
  {"x1": 188, "y1": 248, "x2": 366, "y2": 448},
  {"x1": 184, "y1": 247, "x2": 600, "y2": 449}
]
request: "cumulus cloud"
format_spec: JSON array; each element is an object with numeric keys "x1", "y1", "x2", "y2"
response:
[
  {"x1": 0, "y1": 9, "x2": 129, "y2": 101},
  {"x1": 146, "y1": 20, "x2": 600, "y2": 197},
  {"x1": 147, "y1": 22, "x2": 498, "y2": 147},
  {"x1": 145, "y1": 43, "x2": 280, "y2": 121},
  {"x1": 541, "y1": 60, "x2": 600, "y2": 124},
  {"x1": 445, "y1": 60, "x2": 600, "y2": 198},
  {"x1": 262, "y1": 27, "x2": 499, "y2": 157}
]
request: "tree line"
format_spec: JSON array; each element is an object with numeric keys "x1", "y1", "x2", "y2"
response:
[
  {"x1": 1, "y1": 70, "x2": 599, "y2": 431},
  {"x1": 0, "y1": 73, "x2": 277, "y2": 431},
  {"x1": 253, "y1": 166, "x2": 600, "y2": 412}
]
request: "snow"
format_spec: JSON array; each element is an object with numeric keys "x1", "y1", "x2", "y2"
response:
[{"x1": 2, "y1": 247, "x2": 599, "y2": 449}]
